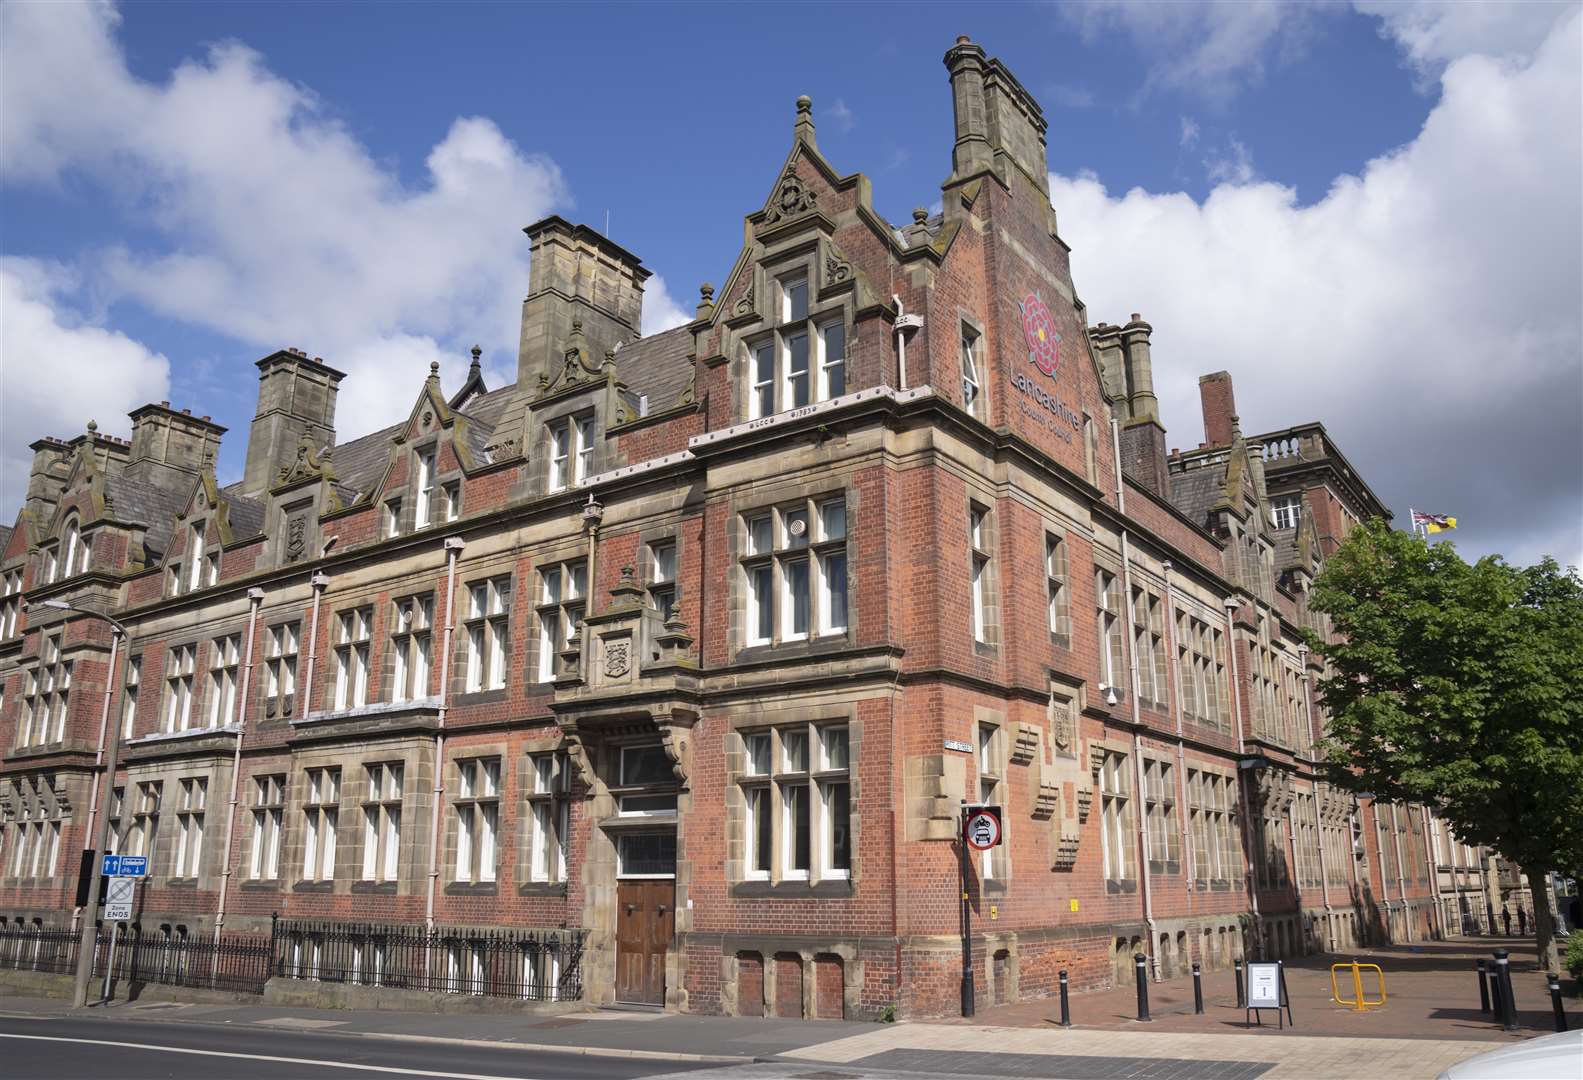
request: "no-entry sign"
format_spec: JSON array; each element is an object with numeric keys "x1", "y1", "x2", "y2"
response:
[{"x1": 964, "y1": 805, "x2": 1002, "y2": 850}]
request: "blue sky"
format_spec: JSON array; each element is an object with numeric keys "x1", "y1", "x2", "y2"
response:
[{"x1": 2, "y1": 1, "x2": 1580, "y2": 567}]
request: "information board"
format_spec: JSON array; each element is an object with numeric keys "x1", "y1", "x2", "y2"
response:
[{"x1": 1246, "y1": 963, "x2": 1282, "y2": 1007}]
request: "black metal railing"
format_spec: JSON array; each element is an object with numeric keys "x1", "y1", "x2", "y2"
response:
[
  {"x1": 0, "y1": 922, "x2": 273, "y2": 995},
  {"x1": 271, "y1": 919, "x2": 584, "y2": 1001}
]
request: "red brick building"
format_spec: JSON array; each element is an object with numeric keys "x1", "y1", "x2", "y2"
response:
[{"x1": 0, "y1": 38, "x2": 1456, "y2": 1017}]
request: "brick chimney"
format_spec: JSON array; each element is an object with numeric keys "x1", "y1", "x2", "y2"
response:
[{"x1": 1199, "y1": 371, "x2": 1238, "y2": 447}]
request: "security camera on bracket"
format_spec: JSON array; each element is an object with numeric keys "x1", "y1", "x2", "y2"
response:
[{"x1": 1099, "y1": 683, "x2": 1121, "y2": 707}]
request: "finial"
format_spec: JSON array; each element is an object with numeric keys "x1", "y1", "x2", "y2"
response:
[
  {"x1": 428, "y1": 360, "x2": 440, "y2": 377},
  {"x1": 912, "y1": 207, "x2": 928, "y2": 224},
  {"x1": 1230, "y1": 414, "x2": 1242, "y2": 438},
  {"x1": 86, "y1": 419, "x2": 98, "y2": 435},
  {"x1": 470, "y1": 344, "x2": 482, "y2": 366},
  {"x1": 699, "y1": 282, "x2": 714, "y2": 302},
  {"x1": 796, "y1": 95, "x2": 812, "y2": 115}
]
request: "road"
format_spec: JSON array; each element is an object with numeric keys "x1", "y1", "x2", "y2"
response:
[{"x1": 0, "y1": 1014, "x2": 732, "y2": 1080}]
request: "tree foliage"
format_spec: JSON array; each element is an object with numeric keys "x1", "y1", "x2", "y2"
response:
[{"x1": 1309, "y1": 521, "x2": 1583, "y2": 959}]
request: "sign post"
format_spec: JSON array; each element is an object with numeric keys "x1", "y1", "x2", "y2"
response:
[
  {"x1": 1245, "y1": 960, "x2": 1295, "y2": 1028},
  {"x1": 958, "y1": 803, "x2": 1003, "y2": 1019}
]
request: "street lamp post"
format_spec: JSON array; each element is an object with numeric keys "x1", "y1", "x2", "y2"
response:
[{"x1": 40, "y1": 600, "x2": 132, "y2": 1008}]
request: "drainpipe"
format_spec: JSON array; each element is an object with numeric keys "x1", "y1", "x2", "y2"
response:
[
  {"x1": 424, "y1": 536, "x2": 466, "y2": 945},
  {"x1": 1224, "y1": 596, "x2": 1260, "y2": 953},
  {"x1": 1111, "y1": 416, "x2": 1158, "y2": 978},
  {"x1": 1449, "y1": 824, "x2": 1465, "y2": 932},
  {"x1": 1391, "y1": 802, "x2": 1412, "y2": 941},
  {"x1": 72, "y1": 626, "x2": 122, "y2": 934},
  {"x1": 891, "y1": 295, "x2": 922, "y2": 390},
  {"x1": 299, "y1": 572, "x2": 330, "y2": 718},
  {"x1": 1375, "y1": 799, "x2": 1394, "y2": 920},
  {"x1": 1162, "y1": 563, "x2": 1193, "y2": 906},
  {"x1": 213, "y1": 586, "x2": 265, "y2": 956}
]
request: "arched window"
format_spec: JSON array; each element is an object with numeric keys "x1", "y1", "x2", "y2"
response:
[{"x1": 61, "y1": 518, "x2": 85, "y2": 578}]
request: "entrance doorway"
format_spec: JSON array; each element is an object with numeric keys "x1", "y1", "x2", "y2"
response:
[{"x1": 615, "y1": 879, "x2": 674, "y2": 1004}]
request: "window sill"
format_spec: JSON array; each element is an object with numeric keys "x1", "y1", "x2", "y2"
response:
[
  {"x1": 452, "y1": 688, "x2": 508, "y2": 707},
  {"x1": 518, "y1": 881, "x2": 569, "y2": 897},
  {"x1": 1149, "y1": 860, "x2": 1182, "y2": 876},
  {"x1": 295, "y1": 699, "x2": 439, "y2": 726},
  {"x1": 734, "y1": 634, "x2": 854, "y2": 665},
  {"x1": 292, "y1": 880, "x2": 334, "y2": 893},
  {"x1": 240, "y1": 879, "x2": 283, "y2": 891},
  {"x1": 125, "y1": 724, "x2": 240, "y2": 746},
  {"x1": 980, "y1": 877, "x2": 1008, "y2": 896},
  {"x1": 1105, "y1": 878, "x2": 1139, "y2": 895},
  {"x1": 164, "y1": 877, "x2": 199, "y2": 889},
  {"x1": 973, "y1": 640, "x2": 998, "y2": 657},
  {"x1": 351, "y1": 880, "x2": 398, "y2": 895},
  {"x1": 730, "y1": 879, "x2": 856, "y2": 899},
  {"x1": 445, "y1": 881, "x2": 498, "y2": 896},
  {"x1": 1050, "y1": 633, "x2": 1072, "y2": 651}
]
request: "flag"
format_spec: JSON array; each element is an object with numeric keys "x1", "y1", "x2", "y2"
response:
[{"x1": 1411, "y1": 511, "x2": 1458, "y2": 534}]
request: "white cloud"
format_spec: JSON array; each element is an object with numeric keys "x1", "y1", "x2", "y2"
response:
[
  {"x1": 0, "y1": 1, "x2": 568, "y2": 449},
  {"x1": 827, "y1": 98, "x2": 856, "y2": 133},
  {"x1": 1203, "y1": 138, "x2": 1256, "y2": 185},
  {"x1": 0, "y1": 258, "x2": 170, "y2": 511},
  {"x1": 1179, "y1": 116, "x2": 1201, "y2": 148},
  {"x1": 1061, "y1": 0, "x2": 1329, "y2": 100},
  {"x1": 641, "y1": 276, "x2": 693, "y2": 336},
  {"x1": 1055, "y1": 10, "x2": 1583, "y2": 567},
  {"x1": 1357, "y1": 0, "x2": 1579, "y2": 84}
]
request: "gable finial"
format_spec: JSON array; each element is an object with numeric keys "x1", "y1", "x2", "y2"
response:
[
  {"x1": 469, "y1": 345, "x2": 482, "y2": 371},
  {"x1": 86, "y1": 420, "x2": 98, "y2": 438},
  {"x1": 428, "y1": 360, "x2": 441, "y2": 380},
  {"x1": 794, "y1": 94, "x2": 816, "y2": 149}
]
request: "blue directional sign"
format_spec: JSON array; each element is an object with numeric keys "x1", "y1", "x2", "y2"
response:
[{"x1": 101, "y1": 854, "x2": 147, "y2": 877}]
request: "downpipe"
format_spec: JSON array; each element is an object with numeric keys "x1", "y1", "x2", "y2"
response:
[
  {"x1": 424, "y1": 537, "x2": 465, "y2": 962},
  {"x1": 213, "y1": 587, "x2": 265, "y2": 961},
  {"x1": 72, "y1": 627, "x2": 121, "y2": 935}
]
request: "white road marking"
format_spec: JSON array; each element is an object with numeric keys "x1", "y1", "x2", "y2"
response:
[{"x1": 0, "y1": 1031, "x2": 554, "y2": 1079}]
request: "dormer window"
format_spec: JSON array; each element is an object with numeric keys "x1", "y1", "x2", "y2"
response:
[
  {"x1": 61, "y1": 517, "x2": 89, "y2": 578},
  {"x1": 1270, "y1": 494, "x2": 1302, "y2": 530},
  {"x1": 42, "y1": 546, "x2": 58, "y2": 585},
  {"x1": 961, "y1": 324, "x2": 984, "y2": 420},
  {"x1": 187, "y1": 522, "x2": 206, "y2": 592},
  {"x1": 548, "y1": 414, "x2": 594, "y2": 492},
  {"x1": 747, "y1": 271, "x2": 848, "y2": 420},
  {"x1": 414, "y1": 448, "x2": 436, "y2": 528},
  {"x1": 383, "y1": 498, "x2": 403, "y2": 540}
]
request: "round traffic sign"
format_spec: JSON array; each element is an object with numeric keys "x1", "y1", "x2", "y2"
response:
[{"x1": 965, "y1": 808, "x2": 1001, "y2": 850}]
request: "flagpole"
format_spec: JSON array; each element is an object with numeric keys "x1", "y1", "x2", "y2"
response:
[{"x1": 1409, "y1": 506, "x2": 1420, "y2": 540}]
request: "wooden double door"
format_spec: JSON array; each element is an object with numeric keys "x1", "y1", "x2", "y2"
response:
[{"x1": 615, "y1": 880, "x2": 674, "y2": 1005}]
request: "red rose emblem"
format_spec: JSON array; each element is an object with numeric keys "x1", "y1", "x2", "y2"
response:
[{"x1": 1018, "y1": 292, "x2": 1061, "y2": 379}]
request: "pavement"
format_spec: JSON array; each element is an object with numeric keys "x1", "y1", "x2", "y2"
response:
[{"x1": 0, "y1": 934, "x2": 1575, "y2": 1079}]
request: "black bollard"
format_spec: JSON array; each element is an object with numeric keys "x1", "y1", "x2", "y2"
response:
[
  {"x1": 1476, "y1": 959, "x2": 1490, "y2": 1014},
  {"x1": 1548, "y1": 973, "x2": 1568, "y2": 1032},
  {"x1": 1493, "y1": 950, "x2": 1518, "y2": 1032},
  {"x1": 1058, "y1": 969, "x2": 1072, "y2": 1027},
  {"x1": 1135, "y1": 953, "x2": 1152, "y2": 1022},
  {"x1": 1234, "y1": 957, "x2": 1245, "y2": 1007},
  {"x1": 1192, "y1": 962, "x2": 1204, "y2": 1014}
]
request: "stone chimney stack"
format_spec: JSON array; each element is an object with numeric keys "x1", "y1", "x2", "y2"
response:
[
  {"x1": 517, "y1": 216, "x2": 649, "y2": 392},
  {"x1": 942, "y1": 36, "x2": 1049, "y2": 196},
  {"x1": 24, "y1": 437, "x2": 71, "y2": 526},
  {"x1": 1121, "y1": 314, "x2": 1159, "y2": 424},
  {"x1": 124, "y1": 402, "x2": 226, "y2": 489},
  {"x1": 1199, "y1": 371, "x2": 1238, "y2": 448},
  {"x1": 241, "y1": 349, "x2": 343, "y2": 499}
]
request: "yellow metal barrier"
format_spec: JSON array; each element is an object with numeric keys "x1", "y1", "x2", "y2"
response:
[{"x1": 1331, "y1": 961, "x2": 1387, "y2": 1012}]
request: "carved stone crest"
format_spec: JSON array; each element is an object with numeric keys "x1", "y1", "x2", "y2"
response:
[
  {"x1": 284, "y1": 513, "x2": 309, "y2": 563},
  {"x1": 604, "y1": 639, "x2": 631, "y2": 679}
]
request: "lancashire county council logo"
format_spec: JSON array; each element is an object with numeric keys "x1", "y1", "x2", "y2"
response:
[{"x1": 1018, "y1": 292, "x2": 1061, "y2": 379}]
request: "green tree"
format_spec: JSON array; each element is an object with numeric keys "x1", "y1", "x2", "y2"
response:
[{"x1": 1309, "y1": 520, "x2": 1583, "y2": 973}]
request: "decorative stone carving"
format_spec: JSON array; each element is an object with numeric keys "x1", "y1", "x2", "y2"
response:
[
  {"x1": 823, "y1": 249, "x2": 852, "y2": 286},
  {"x1": 762, "y1": 169, "x2": 818, "y2": 225},
  {"x1": 284, "y1": 512, "x2": 309, "y2": 563},
  {"x1": 1075, "y1": 784, "x2": 1094, "y2": 823},
  {"x1": 1032, "y1": 780, "x2": 1059, "y2": 819},
  {"x1": 1050, "y1": 692, "x2": 1076, "y2": 754},
  {"x1": 1089, "y1": 743, "x2": 1107, "y2": 780},
  {"x1": 1011, "y1": 723, "x2": 1039, "y2": 766},
  {"x1": 604, "y1": 639, "x2": 631, "y2": 679},
  {"x1": 1053, "y1": 828, "x2": 1081, "y2": 871},
  {"x1": 732, "y1": 292, "x2": 756, "y2": 319},
  {"x1": 276, "y1": 435, "x2": 327, "y2": 487},
  {"x1": 483, "y1": 435, "x2": 519, "y2": 463}
]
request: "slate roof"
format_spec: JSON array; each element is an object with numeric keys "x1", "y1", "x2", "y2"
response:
[
  {"x1": 1168, "y1": 464, "x2": 1227, "y2": 530},
  {"x1": 225, "y1": 493, "x2": 265, "y2": 540},
  {"x1": 103, "y1": 473, "x2": 190, "y2": 559},
  {"x1": 612, "y1": 326, "x2": 693, "y2": 415},
  {"x1": 0, "y1": 525, "x2": 11, "y2": 553},
  {"x1": 1272, "y1": 528, "x2": 1301, "y2": 571}
]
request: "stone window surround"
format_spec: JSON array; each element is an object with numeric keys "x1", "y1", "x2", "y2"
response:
[
  {"x1": 1094, "y1": 739, "x2": 1135, "y2": 890},
  {"x1": 725, "y1": 708, "x2": 860, "y2": 894},
  {"x1": 1044, "y1": 527, "x2": 1072, "y2": 648},
  {"x1": 957, "y1": 310, "x2": 989, "y2": 422},
  {"x1": 533, "y1": 554, "x2": 586, "y2": 685},
  {"x1": 967, "y1": 493, "x2": 999, "y2": 651},
  {"x1": 459, "y1": 566, "x2": 516, "y2": 697},
  {"x1": 539, "y1": 398, "x2": 602, "y2": 498},
  {"x1": 1139, "y1": 753, "x2": 1180, "y2": 874},
  {"x1": 404, "y1": 437, "x2": 461, "y2": 532},
  {"x1": 445, "y1": 742, "x2": 505, "y2": 891},
  {"x1": 1129, "y1": 577, "x2": 1169, "y2": 712},
  {"x1": 161, "y1": 638, "x2": 201, "y2": 735},
  {"x1": 1, "y1": 776, "x2": 68, "y2": 883},
  {"x1": 285, "y1": 741, "x2": 429, "y2": 894},
  {"x1": 727, "y1": 245, "x2": 857, "y2": 424},
  {"x1": 260, "y1": 619, "x2": 300, "y2": 721},
  {"x1": 640, "y1": 529, "x2": 680, "y2": 626},
  {"x1": 387, "y1": 592, "x2": 435, "y2": 704},
  {"x1": 1093, "y1": 554, "x2": 1125, "y2": 695},
  {"x1": 974, "y1": 718, "x2": 1007, "y2": 881},
  {"x1": 728, "y1": 481, "x2": 854, "y2": 659},
  {"x1": 516, "y1": 744, "x2": 571, "y2": 891},
  {"x1": 1184, "y1": 763, "x2": 1242, "y2": 889}
]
